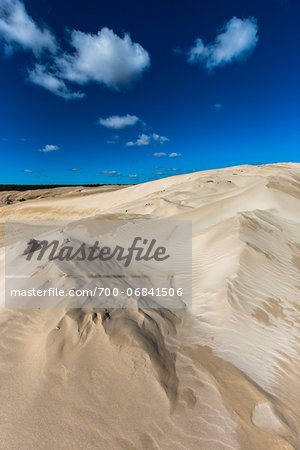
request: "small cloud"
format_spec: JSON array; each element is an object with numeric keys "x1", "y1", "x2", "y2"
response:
[
  {"x1": 169, "y1": 152, "x2": 181, "y2": 157},
  {"x1": 187, "y1": 17, "x2": 258, "y2": 70},
  {"x1": 214, "y1": 103, "x2": 223, "y2": 111},
  {"x1": 128, "y1": 174, "x2": 137, "y2": 178},
  {"x1": 153, "y1": 172, "x2": 164, "y2": 175},
  {"x1": 154, "y1": 152, "x2": 167, "y2": 157},
  {"x1": 152, "y1": 133, "x2": 170, "y2": 144},
  {"x1": 135, "y1": 134, "x2": 151, "y2": 146},
  {"x1": 22, "y1": 169, "x2": 33, "y2": 173},
  {"x1": 126, "y1": 133, "x2": 151, "y2": 147},
  {"x1": 39, "y1": 144, "x2": 59, "y2": 152},
  {"x1": 100, "y1": 114, "x2": 139, "y2": 129},
  {"x1": 126, "y1": 133, "x2": 169, "y2": 147},
  {"x1": 101, "y1": 170, "x2": 121, "y2": 177},
  {"x1": 70, "y1": 168, "x2": 82, "y2": 171}
]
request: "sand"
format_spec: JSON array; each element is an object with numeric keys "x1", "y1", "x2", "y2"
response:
[{"x1": 0, "y1": 163, "x2": 299, "y2": 449}]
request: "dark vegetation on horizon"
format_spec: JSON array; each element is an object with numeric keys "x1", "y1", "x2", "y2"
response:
[{"x1": 0, "y1": 184, "x2": 128, "y2": 192}]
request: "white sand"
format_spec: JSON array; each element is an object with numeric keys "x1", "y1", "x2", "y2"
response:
[{"x1": 0, "y1": 163, "x2": 299, "y2": 449}]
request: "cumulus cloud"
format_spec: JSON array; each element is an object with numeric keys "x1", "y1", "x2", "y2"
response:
[
  {"x1": 153, "y1": 152, "x2": 167, "y2": 157},
  {"x1": 56, "y1": 28, "x2": 150, "y2": 90},
  {"x1": 28, "y1": 28, "x2": 150, "y2": 97},
  {"x1": 28, "y1": 64, "x2": 85, "y2": 99},
  {"x1": 39, "y1": 144, "x2": 59, "y2": 152},
  {"x1": 99, "y1": 114, "x2": 139, "y2": 129},
  {"x1": 22, "y1": 169, "x2": 33, "y2": 172},
  {"x1": 188, "y1": 17, "x2": 258, "y2": 70},
  {"x1": 0, "y1": 0, "x2": 56, "y2": 55},
  {"x1": 169, "y1": 152, "x2": 181, "y2": 157},
  {"x1": 70, "y1": 168, "x2": 82, "y2": 171},
  {"x1": 126, "y1": 133, "x2": 169, "y2": 147},
  {"x1": 0, "y1": 2, "x2": 150, "y2": 98}
]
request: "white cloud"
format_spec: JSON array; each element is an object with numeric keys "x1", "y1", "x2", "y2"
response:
[
  {"x1": 99, "y1": 114, "x2": 139, "y2": 129},
  {"x1": 169, "y1": 152, "x2": 181, "y2": 157},
  {"x1": 27, "y1": 27, "x2": 150, "y2": 98},
  {"x1": 28, "y1": 64, "x2": 85, "y2": 99},
  {"x1": 135, "y1": 134, "x2": 150, "y2": 146},
  {"x1": 39, "y1": 144, "x2": 59, "y2": 152},
  {"x1": 126, "y1": 133, "x2": 150, "y2": 147},
  {"x1": 0, "y1": 0, "x2": 56, "y2": 55},
  {"x1": 70, "y1": 168, "x2": 82, "y2": 171},
  {"x1": 152, "y1": 133, "x2": 170, "y2": 144},
  {"x1": 153, "y1": 152, "x2": 167, "y2": 157},
  {"x1": 22, "y1": 169, "x2": 33, "y2": 172},
  {"x1": 128, "y1": 174, "x2": 137, "y2": 178},
  {"x1": 56, "y1": 28, "x2": 150, "y2": 89},
  {"x1": 188, "y1": 17, "x2": 258, "y2": 70},
  {"x1": 126, "y1": 133, "x2": 169, "y2": 147},
  {"x1": 1, "y1": 2, "x2": 150, "y2": 99},
  {"x1": 101, "y1": 170, "x2": 121, "y2": 177}
]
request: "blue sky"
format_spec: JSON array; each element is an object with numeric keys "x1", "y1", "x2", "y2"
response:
[{"x1": 0, "y1": 0, "x2": 299, "y2": 184}]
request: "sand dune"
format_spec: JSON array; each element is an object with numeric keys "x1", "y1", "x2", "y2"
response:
[{"x1": 0, "y1": 163, "x2": 300, "y2": 449}]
